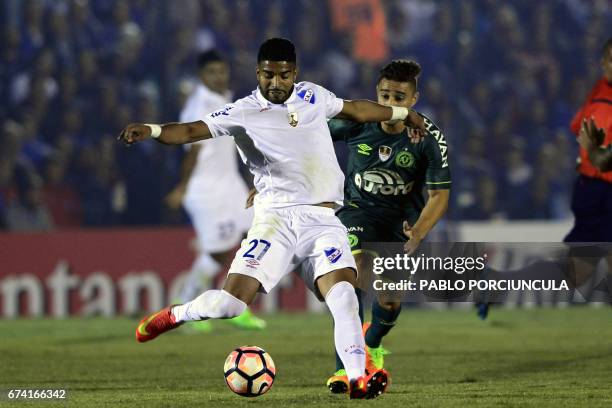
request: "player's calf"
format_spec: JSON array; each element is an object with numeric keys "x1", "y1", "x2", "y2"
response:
[
  {"x1": 365, "y1": 301, "x2": 401, "y2": 348},
  {"x1": 172, "y1": 289, "x2": 247, "y2": 321},
  {"x1": 323, "y1": 279, "x2": 366, "y2": 382}
]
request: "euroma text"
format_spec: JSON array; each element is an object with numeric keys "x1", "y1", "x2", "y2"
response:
[
  {"x1": 373, "y1": 279, "x2": 571, "y2": 292},
  {"x1": 372, "y1": 254, "x2": 487, "y2": 275}
]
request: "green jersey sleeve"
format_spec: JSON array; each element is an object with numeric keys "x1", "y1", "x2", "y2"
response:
[
  {"x1": 422, "y1": 125, "x2": 452, "y2": 190},
  {"x1": 328, "y1": 119, "x2": 363, "y2": 142}
]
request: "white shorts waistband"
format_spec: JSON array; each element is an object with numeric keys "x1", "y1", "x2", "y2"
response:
[{"x1": 254, "y1": 204, "x2": 336, "y2": 217}]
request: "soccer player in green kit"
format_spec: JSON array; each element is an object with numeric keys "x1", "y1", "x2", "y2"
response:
[{"x1": 326, "y1": 60, "x2": 451, "y2": 393}]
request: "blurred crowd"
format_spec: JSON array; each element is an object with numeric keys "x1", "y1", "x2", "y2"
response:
[{"x1": 0, "y1": 0, "x2": 610, "y2": 231}]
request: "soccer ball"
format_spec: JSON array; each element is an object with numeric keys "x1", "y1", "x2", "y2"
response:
[{"x1": 223, "y1": 346, "x2": 276, "y2": 397}]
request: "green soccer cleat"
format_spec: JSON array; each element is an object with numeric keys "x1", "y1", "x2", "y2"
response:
[
  {"x1": 362, "y1": 322, "x2": 392, "y2": 373},
  {"x1": 366, "y1": 345, "x2": 387, "y2": 372},
  {"x1": 227, "y1": 308, "x2": 267, "y2": 330}
]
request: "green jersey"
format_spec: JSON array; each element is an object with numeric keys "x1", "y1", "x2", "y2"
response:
[{"x1": 329, "y1": 113, "x2": 451, "y2": 224}]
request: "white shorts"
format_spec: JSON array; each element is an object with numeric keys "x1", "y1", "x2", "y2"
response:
[
  {"x1": 227, "y1": 205, "x2": 357, "y2": 300},
  {"x1": 183, "y1": 197, "x2": 253, "y2": 254}
]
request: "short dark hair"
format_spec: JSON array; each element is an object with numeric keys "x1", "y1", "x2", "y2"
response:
[
  {"x1": 257, "y1": 38, "x2": 296, "y2": 63},
  {"x1": 603, "y1": 37, "x2": 612, "y2": 55},
  {"x1": 378, "y1": 60, "x2": 422, "y2": 90},
  {"x1": 197, "y1": 50, "x2": 224, "y2": 69}
]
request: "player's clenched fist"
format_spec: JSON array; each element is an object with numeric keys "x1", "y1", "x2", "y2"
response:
[{"x1": 117, "y1": 123, "x2": 152, "y2": 145}]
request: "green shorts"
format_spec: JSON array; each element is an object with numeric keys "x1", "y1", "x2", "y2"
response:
[{"x1": 337, "y1": 205, "x2": 407, "y2": 255}]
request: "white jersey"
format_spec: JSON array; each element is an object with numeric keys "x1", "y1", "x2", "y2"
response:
[
  {"x1": 203, "y1": 81, "x2": 345, "y2": 208},
  {"x1": 180, "y1": 83, "x2": 247, "y2": 206}
]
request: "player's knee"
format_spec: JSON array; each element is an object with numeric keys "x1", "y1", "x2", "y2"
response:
[
  {"x1": 355, "y1": 253, "x2": 374, "y2": 273},
  {"x1": 211, "y1": 250, "x2": 233, "y2": 266},
  {"x1": 325, "y1": 281, "x2": 359, "y2": 318},
  {"x1": 198, "y1": 289, "x2": 246, "y2": 319},
  {"x1": 378, "y1": 300, "x2": 401, "y2": 313}
]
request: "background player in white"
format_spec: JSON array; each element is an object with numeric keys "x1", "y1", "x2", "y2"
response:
[
  {"x1": 121, "y1": 38, "x2": 424, "y2": 399},
  {"x1": 165, "y1": 50, "x2": 265, "y2": 331}
]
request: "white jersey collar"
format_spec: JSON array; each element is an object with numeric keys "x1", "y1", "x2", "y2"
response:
[{"x1": 255, "y1": 84, "x2": 298, "y2": 108}]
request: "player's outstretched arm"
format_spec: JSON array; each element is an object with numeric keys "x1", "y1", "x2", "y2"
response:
[
  {"x1": 337, "y1": 100, "x2": 425, "y2": 132},
  {"x1": 578, "y1": 118, "x2": 612, "y2": 172},
  {"x1": 403, "y1": 189, "x2": 449, "y2": 254},
  {"x1": 118, "y1": 121, "x2": 212, "y2": 146}
]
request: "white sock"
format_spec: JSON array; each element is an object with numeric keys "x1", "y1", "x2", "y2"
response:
[
  {"x1": 172, "y1": 289, "x2": 246, "y2": 322},
  {"x1": 180, "y1": 253, "x2": 221, "y2": 302},
  {"x1": 325, "y1": 281, "x2": 365, "y2": 381}
]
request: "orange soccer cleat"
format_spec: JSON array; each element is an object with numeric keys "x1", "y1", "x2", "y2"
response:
[
  {"x1": 135, "y1": 305, "x2": 183, "y2": 343},
  {"x1": 326, "y1": 369, "x2": 349, "y2": 394},
  {"x1": 349, "y1": 368, "x2": 389, "y2": 399}
]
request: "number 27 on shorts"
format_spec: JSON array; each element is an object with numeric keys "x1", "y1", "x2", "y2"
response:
[{"x1": 242, "y1": 239, "x2": 272, "y2": 261}]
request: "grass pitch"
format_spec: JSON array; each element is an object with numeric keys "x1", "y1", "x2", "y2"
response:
[{"x1": 1, "y1": 307, "x2": 611, "y2": 407}]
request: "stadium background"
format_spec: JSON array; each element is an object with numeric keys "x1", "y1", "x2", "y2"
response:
[{"x1": 0, "y1": 0, "x2": 611, "y2": 318}]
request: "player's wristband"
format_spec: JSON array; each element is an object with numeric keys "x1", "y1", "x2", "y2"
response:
[
  {"x1": 145, "y1": 124, "x2": 162, "y2": 138},
  {"x1": 390, "y1": 106, "x2": 409, "y2": 121}
]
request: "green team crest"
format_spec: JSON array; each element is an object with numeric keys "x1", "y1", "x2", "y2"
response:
[
  {"x1": 348, "y1": 234, "x2": 359, "y2": 248},
  {"x1": 395, "y1": 151, "x2": 415, "y2": 168}
]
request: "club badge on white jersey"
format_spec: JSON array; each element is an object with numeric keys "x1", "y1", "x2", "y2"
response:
[{"x1": 288, "y1": 111, "x2": 298, "y2": 127}]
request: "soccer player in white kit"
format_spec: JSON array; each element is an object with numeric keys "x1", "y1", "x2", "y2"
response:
[
  {"x1": 121, "y1": 38, "x2": 424, "y2": 399},
  {"x1": 165, "y1": 50, "x2": 265, "y2": 331}
]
